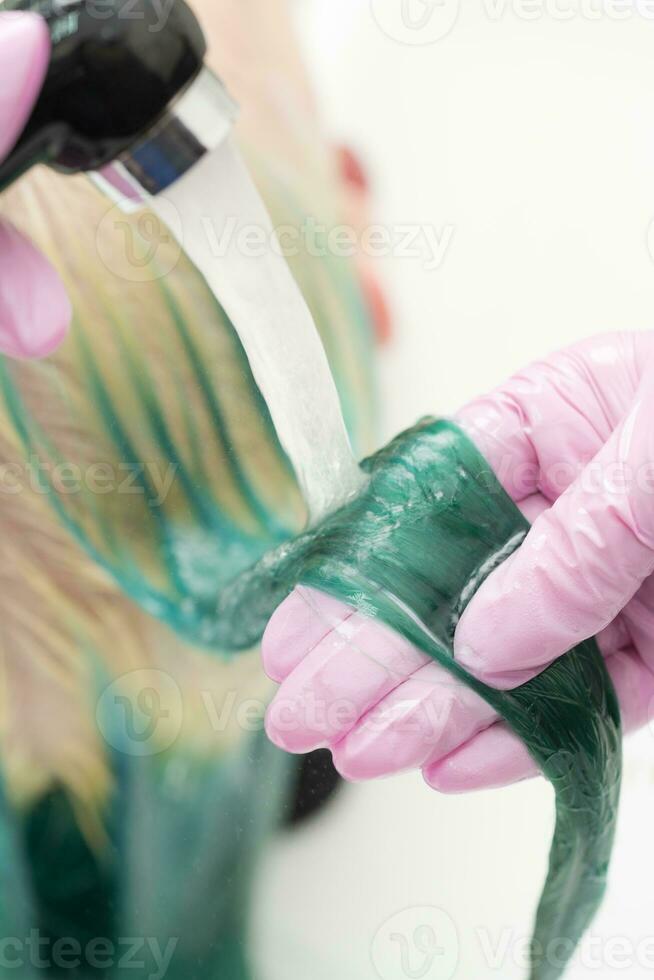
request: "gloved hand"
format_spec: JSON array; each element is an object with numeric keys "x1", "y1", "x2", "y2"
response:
[
  {"x1": 0, "y1": 11, "x2": 70, "y2": 358},
  {"x1": 263, "y1": 331, "x2": 654, "y2": 793}
]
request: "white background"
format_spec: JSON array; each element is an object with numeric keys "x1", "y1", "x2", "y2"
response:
[{"x1": 253, "y1": 2, "x2": 654, "y2": 977}]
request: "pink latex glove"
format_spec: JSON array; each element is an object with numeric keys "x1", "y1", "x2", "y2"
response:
[
  {"x1": 0, "y1": 12, "x2": 70, "y2": 358},
  {"x1": 263, "y1": 331, "x2": 654, "y2": 793}
]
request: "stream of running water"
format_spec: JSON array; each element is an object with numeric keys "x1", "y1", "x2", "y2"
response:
[{"x1": 153, "y1": 138, "x2": 367, "y2": 525}]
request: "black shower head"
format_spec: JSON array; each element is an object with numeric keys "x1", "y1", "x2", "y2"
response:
[{"x1": 0, "y1": 0, "x2": 236, "y2": 207}]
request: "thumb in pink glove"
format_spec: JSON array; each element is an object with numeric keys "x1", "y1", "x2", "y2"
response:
[
  {"x1": 0, "y1": 11, "x2": 70, "y2": 359},
  {"x1": 262, "y1": 332, "x2": 654, "y2": 795}
]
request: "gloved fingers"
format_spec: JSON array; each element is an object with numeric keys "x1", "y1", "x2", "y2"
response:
[
  {"x1": 424, "y1": 647, "x2": 654, "y2": 793},
  {"x1": 0, "y1": 219, "x2": 71, "y2": 359},
  {"x1": 608, "y1": 576, "x2": 654, "y2": 737},
  {"x1": 264, "y1": 602, "x2": 430, "y2": 753},
  {"x1": 332, "y1": 494, "x2": 550, "y2": 781},
  {"x1": 264, "y1": 335, "x2": 654, "y2": 760},
  {"x1": 455, "y1": 392, "x2": 539, "y2": 502},
  {"x1": 263, "y1": 494, "x2": 581, "y2": 761},
  {"x1": 423, "y1": 722, "x2": 537, "y2": 793},
  {"x1": 0, "y1": 12, "x2": 50, "y2": 161},
  {"x1": 261, "y1": 585, "x2": 355, "y2": 683},
  {"x1": 516, "y1": 492, "x2": 549, "y2": 523},
  {"x1": 261, "y1": 498, "x2": 549, "y2": 761},
  {"x1": 455, "y1": 354, "x2": 654, "y2": 687},
  {"x1": 330, "y1": 660, "x2": 497, "y2": 780},
  {"x1": 455, "y1": 332, "x2": 648, "y2": 504},
  {"x1": 601, "y1": 648, "x2": 654, "y2": 735},
  {"x1": 0, "y1": 13, "x2": 70, "y2": 359},
  {"x1": 263, "y1": 579, "x2": 654, "y2": 783},
  {"x1": 616, "y1": 575, "x2": 654, "y2": 678}
]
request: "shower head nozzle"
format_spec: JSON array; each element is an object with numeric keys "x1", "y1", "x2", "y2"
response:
[{"x1": 0, "y1": 0, "x2": 237, "y2": 209}]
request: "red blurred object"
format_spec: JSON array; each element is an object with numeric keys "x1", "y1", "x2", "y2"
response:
[
  {"x1": 359, "y1": 264, "x2": 393, "y2": 345},
  {"x1": 337, "y1": 145, "x2": 369, "y2": 193},
  {"x1": 337, "y1": 144, "x2": 393, "y2": 344}
]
